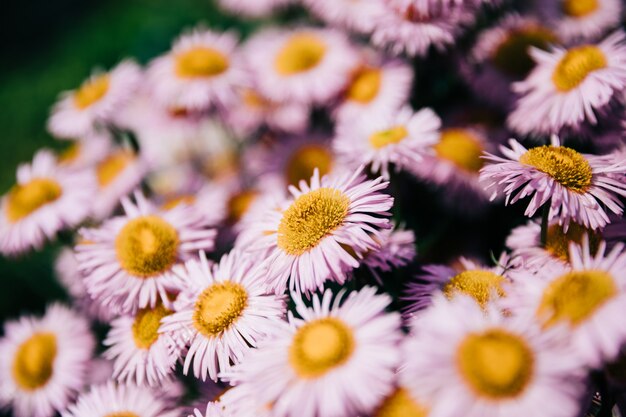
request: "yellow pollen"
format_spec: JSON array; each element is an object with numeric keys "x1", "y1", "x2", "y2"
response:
[
  {"x1": 434, "y1": 129, "x2": 485, "y2": 173},
  {"x1": 275, "y1": 34, "x2": 327, "y2": 76},
  {"x1": 443, "y1": 270, "x2": 506, "y2": 308},
  {"x1": 175, "y1": 47, "x2": 229, "y2": 78},
  {"x1": 227, "y1": 190, "x2": 257, "y2": 223},
  {"x1": 552, "y1": 45, "x2": 607, "y2": 92},
  {"x1": 346, "y1": 68, "x2": 382, "y2": 103},
  {"x1": 277, "y1": 188, "x2": 349, "y2": 255},
  {"x1": 285, "y1": 144, "x2": 334, "y2": 186},
  {"x1": 97, "y1": 151, "x2": 135, "y2": 187},
  {"x1": 374, "y1": 388, "x2": 429, "y2": 417},
  {"x1": 104, "y1": 413, "x2": 140, "y2": 417},
  {"x1": 519, "y1": 145, "x2": 592, "y2": 193},
  {"x1": 193, "y1": 282, "x2": 248, "y2": 337},
  {"x1": 12, "y1": 332, "x2": 57, "y2": 391},
  {"x1": 545, "y1": 223, "x2": 600, "y2": 261},
  {"x1": 457, "y1": 329, "x2": 534, "y2": 399},
  {"x1": 58, "y1": 142, "x2": 81, "y2": 164},
  {"x1": 132, "y1": 303, "x2": 173, "y2": 349},
  {"x1": 162, "y1": 195, "x2": 196, "y2": 210},
  {"x1": 538, "y1": 270, "x2": 617, "y2": 327},
  {"x1": 562, "y1": 0, "x2": 599, "y2": 17},
  {"x1": 115, "y1": 216, "x2": 179, "y2": 278},
  {"x1": 289, "y1": 318, "x2": 355, "y2": 378},
  {"x1": 492, "y1": 27, "x2": 558, "y2": 78},
  {"x1": 74, "y1": 74, "x2": 110, "y2": 109},
  {"x1": 5, "y1": 178, "x2": 63, "y2": 223},
  {"x1": 369, "y1": 126, "x2": 409, "y2": 149}
]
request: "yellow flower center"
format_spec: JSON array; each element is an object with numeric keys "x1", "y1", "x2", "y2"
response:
[
  {"x1": 289, "y1": 318, "x2": 355, "y2": 378},
  {"x1": 193, "y1": 282, "x2": 248, "y2": 337},
  {"x1": 97, "y1": 151, "x2": 135, "y2": 187},
  {"x1": 132, "y1": 303, "x2": 173, "y2": 349},
  {"x1": 434, "y1": 129, "x2": 485, "y2": 173},
  {"x1": 457, "y1": 329, "x2": 534, "y2": 399},
  {"x1": 552, "y1": 45, "x2": 607, "y2": 92},
  {"x1": 538, "y1": 270, "x2": 617, "y2": 327},
  {"x1": 162, "y1": 195, "x2": 196, "y2": 210},
  {"x1": 104, "y1": 413, "x2": 140, "y2": 417},
  {"x1": 74, "y1": 74, "x2": 110, "y2": 109},
  {"x1": 227, "y1": 190, "x2": 257, "y2": 223},
  {"x1": 519, "y1": 146, "x2": 592, "y2": 193},
  {"x1": 115, "y1": 216, "x2": 179, "y2": 278},
  {"x1": 285, "y1": 144, "x2": 334, "y2": 186},
  {"x1": 242, "y1": 89, "x2": 270, "y2": 109},
  {"x1": 374, "y1": 388, "x2": 429, "y2": 417},
  {"x1": 12, "y1": 332, "x2": 57, "y2": 391},
  {"x1": 545, "y1": 223, "x2": 599, "y2": 261},
  {"x1": 5, "y1": 178, "x2": 63, "y2": 223},
  {"x1": 562, "y1": 0, "x2": 599, "y2": 17},
  {"x1": 277, "y1": 188, "x2": 349, "y2": 255},
  {"x1": 275, "y1": 34, "x2": 327, "y2": 76},
  {"x1": 346, "y1": 68, "x2": 382, "y2": 104},
  {"x1": 443, "y1": 270, "x2": 506, "y2": 308},
  {"x1": 58, "y1": 142, "x2": 81, "y2": 164},
  {"x1": 492, "y1": 27, "x2": 557, "y2": 78},
  {"x1": 175, "y1": 47, "x2": 230, "y2": 78},
  {"x1": 369, "y1": 126, "x2": 409, "y2": 149}
]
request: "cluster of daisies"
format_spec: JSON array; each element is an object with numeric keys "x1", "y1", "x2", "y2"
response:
[{"x1": 2, "y1": 0, "x2": 626, "y2": 416}]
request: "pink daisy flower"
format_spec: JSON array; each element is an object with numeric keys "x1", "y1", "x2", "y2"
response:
[
  {"x1": 0, "y1": 150, "x2": 96, "y2": 256},
  {"x1": 301, "y1": 0, "x2": 386, "y2": 33},
  {"x1": 47, "y1": 60, "x2": 141, "y2": 139},
  {"x1": 75, "y1": 191, "x2": 216, "y2": 314},
  {"x1": 480, "y1": 136, "x2": 626, "y2": 230}
]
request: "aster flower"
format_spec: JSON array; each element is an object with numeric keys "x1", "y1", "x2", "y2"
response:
[
  {"x1": 55, "y1": 131, "x2": 112, "y2": 170},
  {"x1": 159, "y1": 250, "x2": 286, "y2": 381},
  {"x1": 0, "y1": 304, "x2": 95, "y2": 417},
  {"x1": 217, "y1": 0, "x2": 292, "y2": 17},
  {"x1": 0, "y1": 150, "x2": 96, "y2": 256},
  {"x1": 61, "y1": 382, "x2": 180, "y2": 417},
  {"x1": 147, "y1": 28, "x2": 248, "y2": 111},
  {"x1": 480, "y1": 136, "x2": 626, "y2": 230},
  {"x1": 76, "y1": 191, "x2": 216, "y2": 314},
  {"x1": 47, "y1": 60, "x2": 141, "y2": 139},
  {"x1": 334, "y1": 106, "x2": 441, "y2": 178},
  {"x1": 238, "y1": 168, "x2": 394, "y2": 294},
  {"x1": 508, "y1": 31, "x2": 626, "y2": 136},
  {"x1": 222, "y1": 287, "x2": 403, "y2": 417},
  {"x1": 244, "y1": 28, "x2": 359, "y2": 105},
  {"x1": 401, "y1": 294, "x2": 585, "y2": 417},
  {"x1": 301, "y1": 0, "x2": 386, "y2": 33}
]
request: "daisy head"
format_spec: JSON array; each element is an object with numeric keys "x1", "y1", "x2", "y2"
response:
[
  {"x1": 245, "y1": 27, "x2": 359, "y2": 105},
  {"x1": 159, "y1": 250, "x2": 285, "y2": 381},
  {"x1": 0, "y1": 150, "x2": 96, "y2": 256},
  {"x1": 238, "y1": 168, "x2": 394, "y2": 294},
  {"x1": 480, "y1": 136, "x2": 626, "y2": 230},
  {"x1": 47, "y1": 60, "x2": 141, "y2": 139},
  {"x1": 222, "y1": 287, "x2": 403, "y2": 417},
  {"x1": 0, "y1": 304, "x2": 94, "y2": 417},
  {"x1": 334, "y1": 106, "x2": 441, "y2": 179},
  {"x1": 401, "y1": 294, "x2": 585, "y2": 417},
  {"x1": 508, "y1": 31, "x2": 626, "y2": 136},
  {"x1": 75, "y1": 191, "x2": 217, "y2": 314},
  {"x1": 301, "y1": 0, "x2": 386, "y2": 33},
  {"x1": 217, "y1": 0, "x2": 292, "y2": 17},
  {"x1": 147, "y1": 28, "x2": 247, "y2": 111}
]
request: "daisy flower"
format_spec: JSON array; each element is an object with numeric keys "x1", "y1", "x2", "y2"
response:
[
  {"x1": 147, "y1": 28, "x2": 248, "y2": 111},
  {"x1": 61, "y1": 381, "x2": 180, "y2": 417},
  {"x1": 334, "y1": 106, "x2": 441, "y2": 178},
  {"x1": 0, "y1": 304, "x2": 95, "y2": 417},
  {"x1": 222, "y1": 287, "x2": 403, "y2": 417},
  {"x1": 0, "y1": 150, "x2": 96, "y2": 256},
  {"x1": 239, "y1": 168, "x2": 394, "y2": 294},
  {"x1": 47, "y1": 60, "x2": 141, "y2": 139},
  {"x1": 506, "y1": 238, "x2": 626, "y2": 367},
  {"x1": 217, "y1": 0, "x2": 292, "y2": 17},
  {"x1": 160, "y1": 250, "x2": 286, "y2": 382},
  {"x1": 480, "y1": 136, "x2": 626, "y2": 230},
  {"x1": 371, "y1": 384, "x2": 432, "y2": 417},
  {"x1": 301, "y1": 0, "x2": 386, "y2": 33},
  {"x1": 103, "y1": 301, "x2": 182, "y2": 386},
  {"x1": 401, "y1": 294, "x2": 585, "y2": 417},
  {"x1": 363, "y1": 223, "x2": 416, "y2": 273},
  {"x1": 75, "y1": 191, "x2": 217, "y2": 314},
  {"x1": 245, "y1": 28, "x2": 359, "y2": 105},
  {"x1": 55, "y1": 131, "x2": 112, "y2": 170},
  {"x1": 508, "y1": 31, "x2": 626, "y2": 136}
]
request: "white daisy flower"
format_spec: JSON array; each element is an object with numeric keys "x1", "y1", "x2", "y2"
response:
[
  {"x1": 160, "y1": 250, "x2": 286, "y2": 381},
  {"x1": 75, "y1": 191, "x2": 217, "y2": 314},
  {"x1": 0, "y1": 150, "x2": 96, "y2": 256},
  {"x1": 0, "y1": 304, "x2": 95, "y2": 417}
]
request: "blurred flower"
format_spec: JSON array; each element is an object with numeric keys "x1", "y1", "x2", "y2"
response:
[
  {"x1": 55, "y1": 131, "x2": 112, "y2": 170},
  {"x1": 301, "y1": 0, "x2": 386, "y2": 33},
  {"x1": 363, "y1": 223, "x2": 416, "y2": 275},
  {"x1": 218, "y1": 0, "x2": 292, "y2": 18}
]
